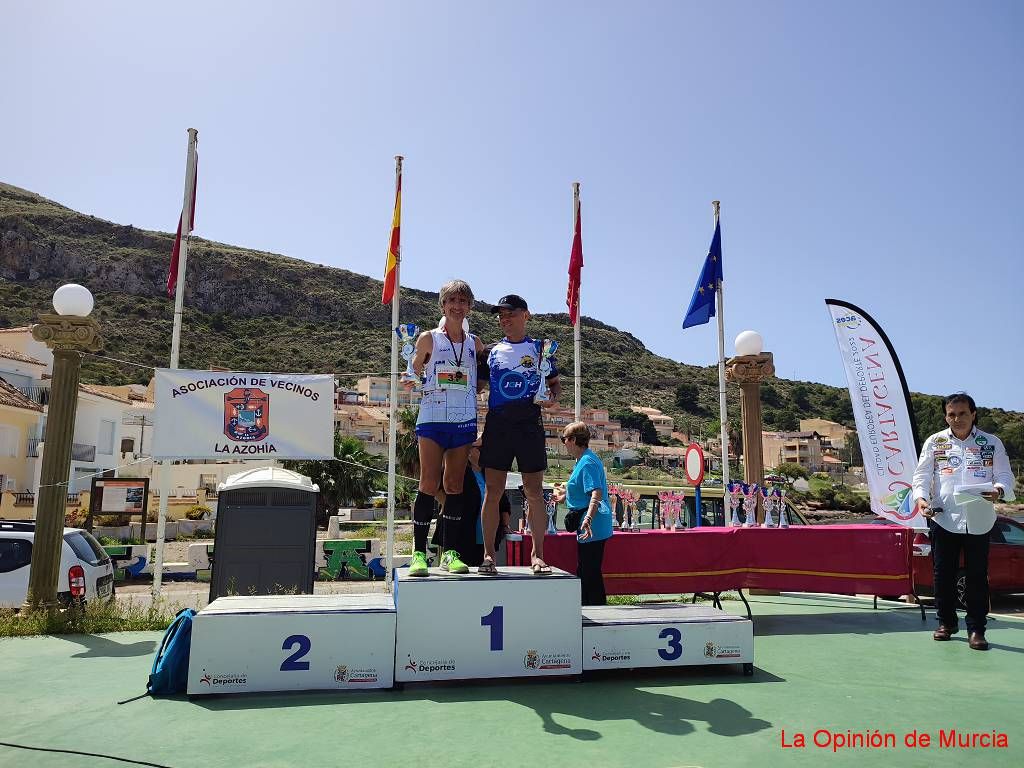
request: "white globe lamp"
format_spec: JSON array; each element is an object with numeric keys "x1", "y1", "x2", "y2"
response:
[
  {"x1": 52, "y1": 284, "x2": 94, "y2": 317},
  {"x1": 734, "y1": 330, "x2": 764, "y2": 357}
]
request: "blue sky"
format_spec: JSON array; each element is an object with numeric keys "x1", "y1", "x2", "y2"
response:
[{"x1": 5, "y1": 1, "x2": 1023, "y2": 410}]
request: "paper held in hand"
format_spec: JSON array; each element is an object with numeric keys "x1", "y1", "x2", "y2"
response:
[
  {"x1": 954, "y1": 482, "x2": 994, "y2": 498},
  {"x1": 953, "y1": 483, "x2": 997, "y2": 533}
]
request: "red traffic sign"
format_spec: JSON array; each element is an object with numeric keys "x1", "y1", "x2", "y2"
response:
[{"x1": 684, "y1": 443, "x2": 705, "y2": 486}]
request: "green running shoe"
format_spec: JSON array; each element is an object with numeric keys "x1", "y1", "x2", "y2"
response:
[
  {"x1": 408, "y1": 551, "x2": 429, "y2": 577},
  {"x1": 440, "y1": 549, "x2": 469, "y2": 574}
]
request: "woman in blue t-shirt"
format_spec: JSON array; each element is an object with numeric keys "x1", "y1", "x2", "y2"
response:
[{"x1": 552, "y1": 421, "x2": 613, "y2": 605}]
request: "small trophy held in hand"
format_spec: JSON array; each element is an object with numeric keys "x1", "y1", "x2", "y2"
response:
[
  {"x1": 395, "y1": 323, "x2": 420, "y2": 389},
  {"x1": 545, "y1": 489, "x2": 558, "y2": 535},
  {"x1": 534, "y1": 338, "x2": 559, "y2": 403}
]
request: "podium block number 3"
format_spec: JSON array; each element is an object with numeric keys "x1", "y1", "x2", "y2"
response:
[
  {"x1": 481, "y1": 606, "x2": 504, "y2": 651},
  {"x1": 657, "y1": 628, "x2": 682, "y2": 661},
  {"x1": 281, "y1": 634, "x2": 312, "y2": 671}
]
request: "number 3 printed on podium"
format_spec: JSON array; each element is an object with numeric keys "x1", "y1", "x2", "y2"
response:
[
  {"x1": 658, "y1": 627, "x2": 682, "y2": 661},
  {"x1": 281, "y1": 634, "x2": 312, "y2": 671},
  {"x1": 481, "y1": 606, "x2": 503, "y2": 651}
]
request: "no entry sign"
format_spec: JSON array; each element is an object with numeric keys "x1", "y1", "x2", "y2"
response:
[{"x1": 685, "y1": 443, "x2": 705, "y2": 486}]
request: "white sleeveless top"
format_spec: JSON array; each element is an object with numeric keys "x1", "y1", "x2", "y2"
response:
[{"x1": 416, "y1": 329, "x2": 478, "y2": 428}]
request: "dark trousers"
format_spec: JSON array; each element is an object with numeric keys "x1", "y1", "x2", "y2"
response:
[
  {"x1": 930, "y1": 521, "x2": 990, "y2": 632},
  {"x1": 577, "y1": 538, "x2": 607, "y2": 606}
]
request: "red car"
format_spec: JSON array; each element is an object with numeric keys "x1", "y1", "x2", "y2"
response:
[{"x1": 876, "y1": 516, "x2": 1024, "y2": 607}]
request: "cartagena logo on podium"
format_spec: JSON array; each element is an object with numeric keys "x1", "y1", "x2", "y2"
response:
[
  {"x1": 704, "y1": 642, "x2": 742, "y2": 659},
  {"x1": 524, "y1": 649, "x2": 572, "y2": 670}
]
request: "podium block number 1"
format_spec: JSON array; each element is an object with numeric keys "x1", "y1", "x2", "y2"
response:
[
  {"x1": 281, "y1": 634, "x2": 312, "y2": 671},
  {"x1": 481, "y1": 606, "x2": 504, "y2": 651}
]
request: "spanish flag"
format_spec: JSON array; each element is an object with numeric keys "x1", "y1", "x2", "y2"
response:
[{"x1": 382, "y1": 169, "x2": 401, "y2": 305}]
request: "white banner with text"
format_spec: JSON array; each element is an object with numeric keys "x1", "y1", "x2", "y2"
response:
[
  {"x1": 826, "y1": 300, "x2": 925, "y2": 529},
  {"x1": 153, "y1": 369, "x2": 334, "y2": 459}
]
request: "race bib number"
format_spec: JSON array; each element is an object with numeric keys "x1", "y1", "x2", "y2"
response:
[{"x1": 436, "y1": 364, "x2": 470, "y2": 391}]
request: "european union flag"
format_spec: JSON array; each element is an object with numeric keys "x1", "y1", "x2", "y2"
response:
[{"x1": 682, "y1": 220, "x2": 723, "y2": 329}]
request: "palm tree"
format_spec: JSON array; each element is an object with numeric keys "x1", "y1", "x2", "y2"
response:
[
  {"x1": 635, "y1": 445, "x2": 652, "y2": 480},
  {"x1": 283, "y1": 432, "x2": 384, "y2": 523},
  {"x1": 395, "y1": 407, "x2": 420, "y2": 479}
]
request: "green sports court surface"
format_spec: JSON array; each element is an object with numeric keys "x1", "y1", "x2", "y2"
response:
[{"x1": 1, "y1": 593, "x2": 1021, "y2": 768}]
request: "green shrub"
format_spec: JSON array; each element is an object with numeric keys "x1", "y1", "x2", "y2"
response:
[
  {"x1": 0, "y1": 599, "x2": 179, "y2": 637},
  {"x1": 812, "y1": 487, "x2": 836, "y2": 506},
  {"x1": 64, "y1": 507, "x2": 87, "y2": 527},
  {"x1": 184, "y1": 504, "x2": 213, "y2": 521}
]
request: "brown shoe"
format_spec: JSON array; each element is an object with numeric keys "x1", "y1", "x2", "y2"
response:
[
  {"x1": 933, "y1": 625, "x2": 958, "y2": 641},
  {"x1": 968, "y1": 632, "x2": 989, "y2": 651}
]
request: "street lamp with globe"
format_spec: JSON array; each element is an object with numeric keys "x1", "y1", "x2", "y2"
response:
[{"x1": 24, "y1": 284, "x2": 103, "y2": 609}]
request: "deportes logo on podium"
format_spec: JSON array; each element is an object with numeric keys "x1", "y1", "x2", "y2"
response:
[{"x1": 404, "y1": 654, "x2": 456, "y2": 674}]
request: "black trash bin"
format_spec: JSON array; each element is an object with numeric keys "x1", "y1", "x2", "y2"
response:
[{"x1": 209, "y1": 467, "x2": 319, "y2": 601}]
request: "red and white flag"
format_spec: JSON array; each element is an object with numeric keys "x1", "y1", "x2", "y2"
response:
[
  {"x1": 566, "y1": 197, "x2": 583, "y2": 324},
  {"x1": 167, "y1": 157, "x2": 198, "y2": 297}
]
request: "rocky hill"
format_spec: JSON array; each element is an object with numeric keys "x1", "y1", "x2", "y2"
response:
[{"x1": 2, "y1": 182, "x2": 1022, "y2": 462}]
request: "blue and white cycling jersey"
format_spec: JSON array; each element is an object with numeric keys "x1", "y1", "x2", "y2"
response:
[{"x1": 486, "y1": 336, "x2": 558, "y2": 412}]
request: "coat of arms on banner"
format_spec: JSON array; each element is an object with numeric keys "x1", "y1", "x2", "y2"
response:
[{"x1": 224, "y1": 388, "x2": 270, "y2": 442}]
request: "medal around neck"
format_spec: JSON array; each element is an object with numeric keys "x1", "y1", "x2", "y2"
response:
[
  {"x1": 395, "y1": 323, "x2": 421, "y2": 388},
  {"x1": 533, "y1": 338, "x2": 559, "y2": 403}
]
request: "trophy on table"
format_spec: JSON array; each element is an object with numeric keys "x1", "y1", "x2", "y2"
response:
[
  {"x1": 742, "y1": 484, "x2": 758, "y2": 528},
  {"x1": 609, "y1": 485, "x2": 621, "y2": 528},
  {"x1": 533, "y1": 339, "x2": 559, "y2": 403},
  {"x1": 670, "y1": 491, "x2": 684, "y2": 530},
  {"x1": 761, "y1": 485, "x2": 776, "y2": 527},
  {"x1": 658, "y1": 491, "x2": 677, "y2": 530},
  {"x1": 727, "y1": 483, "x2": 743, "y2": 527},
  {"x1": 395, "y1": 323, "x2": 421, "y2": 389},
  {"x1": 777, "y1": 488, "x2": 789, "y2": 528}
]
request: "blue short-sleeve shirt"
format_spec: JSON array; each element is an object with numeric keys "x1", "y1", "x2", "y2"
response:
[{"x1": 566, "y1": 449, "x2": 613, "y2": 542}]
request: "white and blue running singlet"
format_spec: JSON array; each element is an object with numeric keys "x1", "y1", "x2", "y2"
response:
[
  {"x1": 415, "y1": 329, "x2": 478, "y2": 431},
  {"x1": 487, "y1": 336, "x2": 557, "y2": 411}
]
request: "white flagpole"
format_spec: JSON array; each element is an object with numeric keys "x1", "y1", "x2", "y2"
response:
[
  {"x1": 572, "y1": 182, "x2": 581, "y2": 421},
  {"x1": 154, "y1": 127, "x2": 198, "y2": 598},
  {"x1": 385, "y1": 155, "x2": 403, "y2": 593},
  {"x1": 713, "y1": 200, "x2": 729, "y2": 492}
]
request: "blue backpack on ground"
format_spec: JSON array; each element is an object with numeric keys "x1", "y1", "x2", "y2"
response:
[{"x1": 147, "y1": 608, "x2": 196, "y2": 696}]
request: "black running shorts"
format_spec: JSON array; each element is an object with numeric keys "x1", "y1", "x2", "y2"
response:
[{"x1": 479, "y1": 403, "x2": 547, "y2": 473}]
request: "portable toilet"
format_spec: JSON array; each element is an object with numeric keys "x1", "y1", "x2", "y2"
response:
[{"x1": 209, "y1": 467, "x2": 319, "y2": 601}]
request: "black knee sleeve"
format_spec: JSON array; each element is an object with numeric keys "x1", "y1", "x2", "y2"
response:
[
  {"x1": 413, "y1": 491, "x2": 436, "y2": 553},
  {"x1": 439, "y1": 493, "x2": 464, "y2": 551}
]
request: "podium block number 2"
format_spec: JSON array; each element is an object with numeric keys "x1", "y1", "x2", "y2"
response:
[
  {"x1": 480, "y1": 606, "x2": 504, "y2": 651},
  {"x1": 281, "y1": 634, "x2": 312, "y2": 671}
]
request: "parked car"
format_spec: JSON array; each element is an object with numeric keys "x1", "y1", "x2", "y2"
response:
[
  {"x1": 874, "y1": 515, "x2": 1024, "y2": 608},
  {"x1": 0, "y1": 520, "x2": 115, "y2": 608}
]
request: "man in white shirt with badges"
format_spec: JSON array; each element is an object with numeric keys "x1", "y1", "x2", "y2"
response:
[
  {"x1": 912, "y1": 392, "x2": 1016, "y2": 650},
  {"x1": 478, "y1": 294, "x2": 561, "y2": 575}
]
